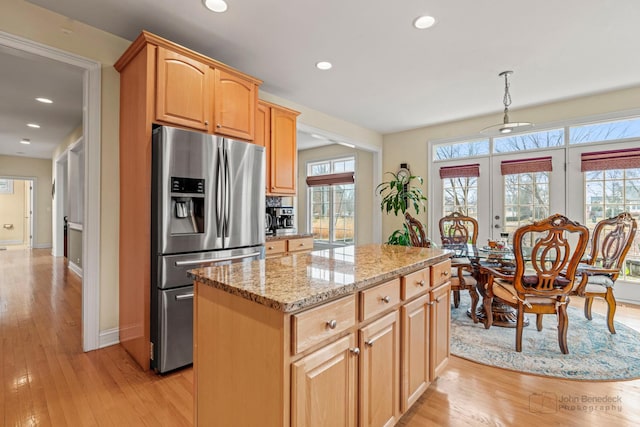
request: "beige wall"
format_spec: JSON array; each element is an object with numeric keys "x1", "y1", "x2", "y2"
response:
[
  {"x1": 297, "y1": 145, "x2": 375, "y2": 245},
  {"x1": 0, "y1": 156, "x2": 52, "y2": 247},
  {"x1": 382, "y1": 85, "x2": 640, "y2": 240}
]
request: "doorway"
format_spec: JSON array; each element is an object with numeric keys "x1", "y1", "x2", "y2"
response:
[{"x1": 0, "y1": 178, "x2": 34, "y2": 250}]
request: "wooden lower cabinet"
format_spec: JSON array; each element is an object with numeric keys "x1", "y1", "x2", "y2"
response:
[
  {"x1": 194, "y1": 259, "x2": 451, "y2": 427},
  {"x1": 359, "y1": 311, "x2": 400, "y2": 427},
  {"x1": 429, "y1": 282, "x2": 451, "y2": 380},
  {"x1": 291, "y1": 334, "x2": 358, "y2": 427},
  {"x1": 400, "y1": 294, "x2": 431, "y2": 412}
]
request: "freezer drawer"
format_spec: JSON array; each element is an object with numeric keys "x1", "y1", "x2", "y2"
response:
[{"x1": 157, "y1": 286, "x2": 194, "y2": 373}]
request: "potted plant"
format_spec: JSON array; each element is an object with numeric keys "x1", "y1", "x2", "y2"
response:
[{"x1": 376, "y1": 170, "x2": 428, "y2": 245}]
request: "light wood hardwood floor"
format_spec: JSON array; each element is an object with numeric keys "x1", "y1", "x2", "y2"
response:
[{"x1": 2, "y1": 249, "x2": 639, "y2": 426}]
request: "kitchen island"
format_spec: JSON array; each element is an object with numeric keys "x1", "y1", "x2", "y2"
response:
[{"x1": 189, "y1": 244, "x2": 452, "y2": 427}]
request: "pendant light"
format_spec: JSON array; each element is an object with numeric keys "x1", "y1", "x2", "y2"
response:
[{"x1": 481, "y1": 70, "x2": 533, "y2": 135}]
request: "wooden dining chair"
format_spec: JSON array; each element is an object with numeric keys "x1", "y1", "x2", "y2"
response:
[
  {"x1": 572, "y1": 212, "x2": 637, "y2": 334},
  {"x1": 404, "y1": 212, "x2": 431, "y2": 247},
  {"x1": 438, "y1": 212, "x2": 479, "y2": 321},
  {"x1": 481, "y1": 214, "x2": 589, "y2": 353}
]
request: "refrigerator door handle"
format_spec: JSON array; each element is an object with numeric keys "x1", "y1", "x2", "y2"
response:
[
  {"x1": 215, "y1": 144, "x2": 224, "y2": 237},
  {"x1": 175, "y1": 293, "x2": 194, "y2": 300},
  {"x1": 174, "y1": 251, "x2": 262, "y2": 267},
  {"x1": 223, "y1": 143, "x2": 231, "y2": 237}
]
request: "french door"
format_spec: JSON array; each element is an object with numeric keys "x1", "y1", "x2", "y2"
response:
[{"x1": 432, "y1": 150, "x2": 565, "y2": 247}]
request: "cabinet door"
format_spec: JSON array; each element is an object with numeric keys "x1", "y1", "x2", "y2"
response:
[
  {"x1": 400, "y1": 294, "x2": 431, "y2": 412},
  {"x1": 291, "y1": 334, "x2": 358, "y2": 427},
  {"x1": 429, "y1": 282, "x2": 451, "y2": 380},
  {"x1": 156, "y1": 47, "x2": 212, "y2": 131},
  {"x1": 256, "y1": 101, "x2": 271, "y2": 191},
  {"x1": 214, "y1": 68, "x2": 256, "y2": 141},
  {"x1": 359, "y1": 311, "x2": 400, "y2": 427},
  {"x1": 270, "y1": 107, "x2": 298, "y2": 194}
]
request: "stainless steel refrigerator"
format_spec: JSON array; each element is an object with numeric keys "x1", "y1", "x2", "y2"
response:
[{"x1": 150, "y1": 125, "x2": 265, "y2": 373}]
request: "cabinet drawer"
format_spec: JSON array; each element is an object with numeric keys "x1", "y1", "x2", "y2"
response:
[
  {"x1": 431, "y1": 260, "x2": 451, "y2": 288},
  {"x1": 402, "y1": 268, "x2": 430, "y2": 300},
  {"x1": 292, "y1": 295, "x2": 356, "y2": 354},
  {"x1": 288, "y1": 237, "x2": 314, "y2": 253},
  {"x1": 265, "y1": 240, "x2": 286, "y2": 257},
  {"x1": 360, "y1": 278, "x2": 401, "y2": 322}
]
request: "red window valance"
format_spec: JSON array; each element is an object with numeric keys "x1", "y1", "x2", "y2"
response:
[
  {"x1": 581, "y1": 148, "x2": 640, "y2": 172},
  {"x1": 501, "y1": 156, "x2": 552, "y2": 175},
  {"x1": 306, "y1": 172, "x2": 355, "y2": 187},
  {"x1": 439, "y1": 164, "x2": 480, "y2": 179}
]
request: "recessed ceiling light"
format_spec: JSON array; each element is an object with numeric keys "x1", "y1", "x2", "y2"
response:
[
  {"x1": 27, "y1": 123, "x2": 41, "y2": 128},
  {"x1": 20, "y1": 138, "x2": 31, "y2": 145},
  {"x1": 36, "y1": 97, "x2": 53, "y2": 104},
  {"x1": 316, "y1": 61, "x2": 332, "y2": 71},
  {"x1": 203, "y1": 0, "x2": 228, "y2": 13},
  {"x1": 413, "y1": 15, "x2": 436, "y2": 29}
]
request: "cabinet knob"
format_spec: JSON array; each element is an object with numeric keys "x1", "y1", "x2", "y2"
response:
[
  {"x1": 381, "y1": 295, "x2": 391, "y2": 304},
  {"x1": 204, "y1": 120, "x2": 209, "y2": 126},
  {"x1": 216, "y1": 124, "x2": 221, "y2": 128},
  {"x1": 299, "y1": 243, "x2": 304, "y2": 246},
  {"x1": 350, "y1": 347, "x2": 360, "y2": 355},
  {"x1": 326, "y1": 319, "x2": 337, "y2": 329},
  {"x1": 268, "y1": 246, "x2": 274, "y2": 250},
  {"x1": 365, "y1": 339, "x2": 374, "y2": 347},
  {"x1": 442, "y1": 271, "x2": 449, "y2": 277},
  {"x1": 418, "y1": 280, "x2": 426, "y2": 287}
]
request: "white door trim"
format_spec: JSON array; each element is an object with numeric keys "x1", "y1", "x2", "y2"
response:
[{"x1": 0, "y1": 30, "x2": 102, "y2": 352}]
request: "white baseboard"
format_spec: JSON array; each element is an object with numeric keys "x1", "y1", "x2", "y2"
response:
[
  {"x1": 33, "y1": 243, "x2": 52, "y2": 249},
  {"x1": 68, "y1": 261, "x2": 83, "y2": 277},
  {"x1": 99, "y1": 327, "x2": 120, "y2": 348},
  {"x1": 0, "y1": 240, "x2": 22, "y2": 245}
]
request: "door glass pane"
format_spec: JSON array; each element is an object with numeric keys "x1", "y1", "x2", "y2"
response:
[
  {"x1": 503, "y1": 172, "x2": 550, "y2": 235},
  {"x1": 441, "y1": 176, "x2": 477, "y2": 216}
]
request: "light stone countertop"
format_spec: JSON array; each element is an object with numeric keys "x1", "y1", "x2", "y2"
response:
[{"x1": 188, "y1": 243, "x2": 451, "y2": 312}]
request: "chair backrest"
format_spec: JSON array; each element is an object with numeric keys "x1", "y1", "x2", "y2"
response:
[
  {"x1": 438, "y1": 212, "x2": 478, "y2": 245},
  {"x1": 512, "y1": 214, "x2": 589, "y2": 296},
  {"x1": 405, "y1": 213, "x2": 430, "y2": 247},
  {"x1": 587, "y1": 212, "x2": 638, "y2": 280}
]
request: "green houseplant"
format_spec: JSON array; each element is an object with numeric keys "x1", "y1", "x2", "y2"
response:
[{"x1": 376, "y1": 171, "x2": 428, "y2": 245}]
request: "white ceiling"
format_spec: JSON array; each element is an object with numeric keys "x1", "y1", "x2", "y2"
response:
[
  {"x1": 0, "y1": 45, "x2": 83, "y2": 159},
  {"x1": 5, "y1": 0, "x2": 640, "y2": 158}
]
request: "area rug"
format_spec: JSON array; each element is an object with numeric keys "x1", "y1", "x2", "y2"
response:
[{"x1": 450, "y1": 293, "x2": 640, "y2": 380}]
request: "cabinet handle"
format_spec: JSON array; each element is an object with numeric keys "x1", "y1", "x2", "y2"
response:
[
  {"x1": 417, "y1": 280, "x2": 426, "y2": 287},
  {"x1": 204, "y1": 120, "x2": 209, "y2": 125},
  {"x1": 442, "y1": 271, "x2": 450, "y2": 277},
  {"x1": 216, "y1": 124, "x2": 221, "y2": 128},
  {"x1": 299, "y1": 243, "x2": 305, "y2": 246},
  {"x1": 365, "y1": 339, "x2": 374, "y2": 347},
  {"x1": 381, "y1": 295, "x2": 391, "y2": 304},
  {"x1": 326, "y1": 319, "x2": 337, "y2": 329},
  {"x1": 350, "y1": 347, "x2": 360, "y2": 355},
  {"x1": 268, "y1": 246, "x2": 274, "y2": 250}
]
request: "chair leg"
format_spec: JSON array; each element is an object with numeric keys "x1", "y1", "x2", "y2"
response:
[
  {"x1": 453, "y1": 290, "x2": 460, "y2": 308},
  {"x1": 515, "y1": 304, "x2": 524, "y2": 352},
  {"x1": 483, "y1": 295, "x2": 493, "y2": 329},
  {"x1": 536, "y1": 314, "x2": 543, "y2": 331},
  {"x1": 557, "y1": 303, "x2": 569, "y2": 354},
  {"x1": 468, "y1": 288, "x2": 479, "y2": 324},
  {"x1": 584, "y1": 297, "x2": 594, "y2": 320},
  {"x1": 604, "y1": 288, "x2": 617, "y2": 334}
]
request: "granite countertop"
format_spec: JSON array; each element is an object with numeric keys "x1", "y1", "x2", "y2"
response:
[
  {"x1": 265, "y1": 233, "x2": 313, "y2": 241},
  {"x1": 188, "y1": 244, "x2": 451, "y2": 312}
]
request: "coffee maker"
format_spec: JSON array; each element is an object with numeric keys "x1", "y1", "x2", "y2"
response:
[{"x1": 266, "y1": 206, "x2": 295, "y2": 235}]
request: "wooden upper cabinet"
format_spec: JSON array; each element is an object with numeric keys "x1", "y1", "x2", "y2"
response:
[
  {"x1": 214, "y1": 68, "x2": 257, "y2": 141},
  {"x1": 255, "y1": 101, "x2": 271, "y2": 191},
  {"x1": 270, "y1": 106, "x2": 299, "y2": 194},
  {"x1": 156, "y1": 47, "x2": 212, "y2": 131}
]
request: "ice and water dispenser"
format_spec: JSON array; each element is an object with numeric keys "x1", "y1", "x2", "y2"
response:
[{"x1": 170, "y1": 177, "x2": 205, "y2": 235}]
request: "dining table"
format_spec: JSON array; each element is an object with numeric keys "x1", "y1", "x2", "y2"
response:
[{"x1": 445, "y1": 243, "x2": 530, "y2": 328}]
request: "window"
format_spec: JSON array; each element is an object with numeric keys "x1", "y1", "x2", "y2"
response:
[
  {"x1": 307, "y1": 158, "x2": 355, "y2": 245},
  {"x1": 433, "y1": 139, "x2": 489, "y2": 161},
  {"x1": 494, "y1": 128, "x2": 564, "y2": 153},
  {"x1": 570, "y1": 117, "x2": 640, "y2": 144},
  {"x1": 440, "y1": 164, "x2": 479, "y2": 217}
]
